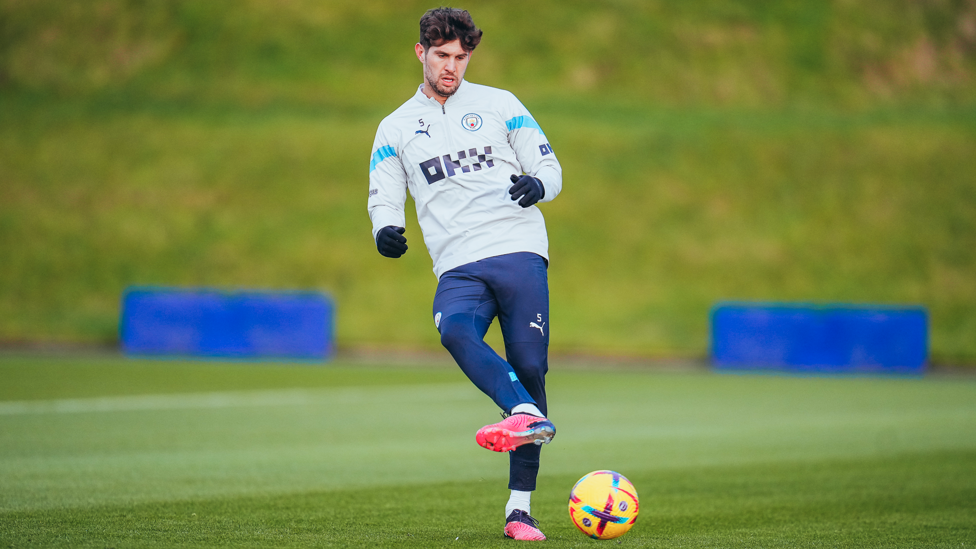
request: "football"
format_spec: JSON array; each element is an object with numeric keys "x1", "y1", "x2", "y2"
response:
[{"x1": 568, "y1": 470, "x2": 639, "y2": 539}]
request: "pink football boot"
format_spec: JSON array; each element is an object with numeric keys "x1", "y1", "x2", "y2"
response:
[
  {"x1": 504, "y1": 510, "x2": 547, "y2": 541},
  {"x1": 476, "y1": 413, "x2": 555, "y2": 453}
]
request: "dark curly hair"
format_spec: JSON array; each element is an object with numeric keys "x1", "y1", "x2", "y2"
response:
[{"x1": 419, "y1": 7, "x2": 483, "y2": 52}]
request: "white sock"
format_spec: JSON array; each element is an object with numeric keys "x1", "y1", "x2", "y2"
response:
[
  {"x1": 506, "y1": 490, "x2": 532, "y2": 518},
  {"x1": 511, "y1": 403, "x2": 544, "y2": 417}
]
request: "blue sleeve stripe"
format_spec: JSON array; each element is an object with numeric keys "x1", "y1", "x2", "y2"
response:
[
  {"x1": 505, "y1": 115, "x2": 546, "y2": 136},
  {"x1": 369, "y1": 145, "x2": 397, "y2": 173}
]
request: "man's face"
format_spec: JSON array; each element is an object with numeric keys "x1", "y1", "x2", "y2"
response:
[{"x1": 416, "y1": 39, "x2": 470, "y2": 100}]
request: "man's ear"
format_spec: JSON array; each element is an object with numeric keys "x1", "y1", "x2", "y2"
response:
[{"x1": 415, "y1": 43, "x2": 426, "y2": 63}]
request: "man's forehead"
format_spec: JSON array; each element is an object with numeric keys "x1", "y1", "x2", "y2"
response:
[{"x1": 426, "y1": 40, "x2": 469, "y2": 55}]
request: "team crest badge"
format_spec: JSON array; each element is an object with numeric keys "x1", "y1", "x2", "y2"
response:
[{"x1": 461, "y1": 113, "x2": 483, "y2": 131}]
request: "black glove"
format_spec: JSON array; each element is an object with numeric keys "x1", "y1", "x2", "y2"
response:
[
  {"x1": 376, "y1": 226, "x2": 407, "y2": 258},
  {"x1": 509, "y1": 174, "x2": 545, "y2": 208}
]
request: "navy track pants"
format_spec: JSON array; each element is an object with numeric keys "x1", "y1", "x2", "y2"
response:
[{"x1": 432, "y1": 252, "x2": 549, "y2": 491}]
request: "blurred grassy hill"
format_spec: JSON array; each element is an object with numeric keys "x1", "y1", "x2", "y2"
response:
[{"x1": 1, "y1": 0, "x2": 975, "y2": 363}]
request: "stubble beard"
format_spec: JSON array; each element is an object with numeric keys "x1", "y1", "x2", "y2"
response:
[{"x1": 425, "y1": 65, "x2": 460, "y2": 99}]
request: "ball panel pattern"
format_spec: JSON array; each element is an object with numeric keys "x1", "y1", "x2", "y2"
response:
[{"x1": 568, "y1": 470, "x2": 639, "y2": 540}]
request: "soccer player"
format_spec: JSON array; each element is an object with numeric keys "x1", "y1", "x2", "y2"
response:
[{"x1": 367, "y1": 7, "x2": 562, "y2": 541}]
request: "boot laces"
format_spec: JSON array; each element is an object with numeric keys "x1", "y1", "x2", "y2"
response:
[{"x1": 507, "y1": 509, "x2": 541, "y2": 529}]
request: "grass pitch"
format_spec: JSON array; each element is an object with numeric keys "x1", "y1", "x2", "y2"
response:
[{"x1": 1, "y1": 355, "x2": 974, "y2": 548}]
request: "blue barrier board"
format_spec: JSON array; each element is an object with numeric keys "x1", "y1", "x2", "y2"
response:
[
  {"x1": 711, "y1": 302, "x2": 927, "y2": 374},
  {"x1": 120, "y1": 287, "x2": 334, "y2": 360}
]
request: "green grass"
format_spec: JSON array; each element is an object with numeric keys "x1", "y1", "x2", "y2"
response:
[
  {"x1": 1, "y1": 0, "x2": 975, "y2": 361},
  {"x1": 1, "y1": 355, "x2": 975, "y2": 547},
  {"x1": 4, "y1": 0, "x2": 975, "y2": 108},
  {"x1": 2, "y1": 99, "x2": 974, "y2": 361}
]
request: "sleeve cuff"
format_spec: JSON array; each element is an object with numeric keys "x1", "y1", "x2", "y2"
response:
[
  {"x1": 370, "y1": 210, "x2": 406, "y2": 241},
  {"x1": 534, "y1": 167, "x2": 561, "y2": 203}
]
